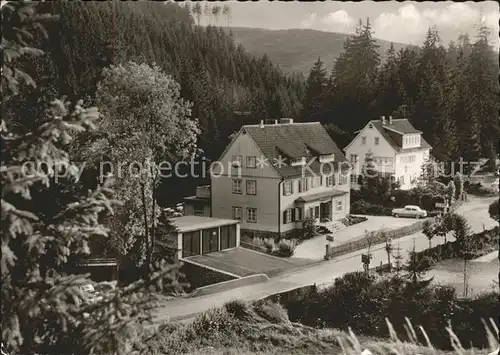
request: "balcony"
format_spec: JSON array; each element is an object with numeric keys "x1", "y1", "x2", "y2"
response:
[{"x1": 195, "y1": 185, "x2": 211, "y2": 199}]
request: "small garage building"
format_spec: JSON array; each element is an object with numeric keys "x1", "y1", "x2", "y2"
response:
[{"x1": 164, "y1": 216, "x2": 240, "y2": 259}]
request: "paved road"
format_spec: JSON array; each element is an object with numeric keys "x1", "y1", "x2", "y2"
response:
[{"x1": 153, "y1": 195, "x2": 498, "y2": 324}]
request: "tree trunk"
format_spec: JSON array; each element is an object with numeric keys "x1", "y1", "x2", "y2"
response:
[
  {"x1": 141, "y1": 182, "x2": 150, "y2": 272},
  {"x1": 150, "y1": 166, "x2": 157, "y2": 267},
  {"x1": 463, "y1": 258, "x2": 468, "y2": 297}
]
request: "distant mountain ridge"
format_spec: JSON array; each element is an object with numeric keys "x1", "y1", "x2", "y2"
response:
[{"x1": 227, "y1": 27, "x2": 409, "y2": 76}]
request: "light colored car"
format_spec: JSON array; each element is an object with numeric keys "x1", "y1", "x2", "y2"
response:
[{"x1": 392, "y1": 205, "x2": 427, "y2": 219}]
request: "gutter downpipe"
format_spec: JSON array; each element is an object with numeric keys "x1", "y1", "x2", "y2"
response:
[{"x1": 278, "y1": 177, "x2": 284, "y2": 236}]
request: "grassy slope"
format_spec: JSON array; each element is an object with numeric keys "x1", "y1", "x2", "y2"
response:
[
  {"x1": 227, "y1": 27, "x2": 409, "y2": 76},
  {"x1": 145, "y1": 300, "x2": 497, "y2": 355}
]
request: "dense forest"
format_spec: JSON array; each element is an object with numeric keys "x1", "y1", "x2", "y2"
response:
[
  {"x1": 8, "y1": 1, "x2": 499, "y2": 208},
  {"x1": 8, "y1": 1, "x2": 305, "y2": 204},
  {"x1": 302, "y1": 19, "x2": 499, "y2": 166}
]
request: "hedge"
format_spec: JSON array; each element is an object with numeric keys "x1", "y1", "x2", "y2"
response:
[{"x1": 275, "y1": 271, "x2": 499, "y2": 351}]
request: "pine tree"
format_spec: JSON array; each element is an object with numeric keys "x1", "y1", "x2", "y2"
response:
[
  {"x1": 2, "y1": 3, "x2": 183, "y2": 353},
  {"x1": 414, "y1": 26, "x2": 456, "y2": 162},
  {"x1": 329, "y1": 18, "x2": 380, "y2": 132},
  {"x1": 301, "y1": 57, "x2": 328, "y2": 122},
  {"x1": 377, "y1": 42, "x2": 404, "y2": 117},
  {"x1": 464, "y1": 14, "x2": 499, "y2": 163},
  {"x1": 404, "y1": 241, "x2": 433, "y2": 285}
]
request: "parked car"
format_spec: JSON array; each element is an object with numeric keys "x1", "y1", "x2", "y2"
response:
[{"x1": 392, "y1": 205, "x2": 427, "y2": 219}]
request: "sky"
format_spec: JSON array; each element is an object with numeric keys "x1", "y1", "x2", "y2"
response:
[{"x1": 197, "y1": 1, "x2": 499, "y2": 47}]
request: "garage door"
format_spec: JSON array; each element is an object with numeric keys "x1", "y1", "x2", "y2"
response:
[
  {"x1": 182, "y1": 231, "x2": 200, "y2": 258},
  {"x1": 220, "y1": 224, "x2": 237, "y2": 250},
  {"x1": 202, "y1": 228, "x2": 219, "y2": 254}
]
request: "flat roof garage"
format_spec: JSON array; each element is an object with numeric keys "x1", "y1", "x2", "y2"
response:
[{"x1": 163, "y1": 216, "x2": 240, "y2": 259}]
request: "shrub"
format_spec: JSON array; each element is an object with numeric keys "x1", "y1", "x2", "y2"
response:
[
  {"x1": 263, "y1": 237, "x2": 276, "y2": 253},
  {"x1": 224, "y1": 299, "x2": 251, "y2": 320},
  {"x1": 301, "y1": 216, "x2": 317, "y2": 240},
  {"x1": 351, "y1": 200, "x2": 392, "y2": 216},
  {"x1": 276, "y1": 239, "x2": 296, "y2": 257},
  {"x1": 190, "y1": 307, "x2": 232, "y2": 338},
  {"x1": 253, "y1": 300, "x2": 290, "y2": 324}
]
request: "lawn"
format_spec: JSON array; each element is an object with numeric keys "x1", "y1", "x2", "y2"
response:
[{"x1": 429, "y1": 256, "x2": 498, "y2": 297}]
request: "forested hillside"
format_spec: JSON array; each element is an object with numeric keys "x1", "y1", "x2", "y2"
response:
[
  {"x1": 228, "y1": 27, "x2": 408, "y2": 75},
  {"x1": 14, "y1": 1, "x2": 304, "y2": 160},
  {"x1": 7, "y1": 1, "x2": 305, "y2": 205}
]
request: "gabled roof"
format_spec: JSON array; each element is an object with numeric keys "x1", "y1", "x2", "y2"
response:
[
  {"x1": 370, "y1": 119, "x2": 431, "y2": 152},
  {"x1": 243, "y1": 122, "x2": 348, "y2": 178}
]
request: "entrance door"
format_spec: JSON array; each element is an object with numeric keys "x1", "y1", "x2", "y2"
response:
[
  {"x1": 202, "y1": 228, "x2": 219, "y2": 254},
  {"x1": 220, "y1": 225, "x2": 237, "y2": 250},
  {"x1": 182, "y1": 231, "x2": 200, "y2": 258},
  {"x1": 320, "y1": 202, "x2": 330, "y2": 221},
  {"x1": 314, "y1": 206, "x2": 320, "y2": 219}
]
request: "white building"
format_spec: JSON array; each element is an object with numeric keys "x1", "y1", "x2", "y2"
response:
[
  {"x1": 184, "y1": 118, "x2": 351, "y2": 237},
  {"x1": 344, "y1": 116, "x2": 432, "y2": 190}
]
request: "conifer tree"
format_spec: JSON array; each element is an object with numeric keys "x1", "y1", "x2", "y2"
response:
[
  {"x1": 1, "y1": 3, "x2": 183, "y2": 353},
  {"x1": 301, "y1": 57, "x2": 328, "y2": 122}
]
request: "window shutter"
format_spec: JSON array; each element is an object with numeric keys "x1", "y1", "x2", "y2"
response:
[
  {"x1": 290, "y1": 180, "x2": 294, "y2": 194},
  {"x1": 291, "y1": 208, "x2": 296, "y2": 222},
  {"x1": 283, "y1": 183, "x2": 286, "y2": 196},
  {"x1": 283, "y1": 210, "x2": 287, "y2": 224}
]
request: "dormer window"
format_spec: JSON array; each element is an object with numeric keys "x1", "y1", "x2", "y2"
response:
[{"x1": 319, "y1": 154, "x2": 335, "y2": 163}]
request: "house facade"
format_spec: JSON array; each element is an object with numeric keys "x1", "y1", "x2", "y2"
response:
[
  {"x1": 184, "y1": 118, "x2": 351, "y2": 237},
  {"x1": 344, "y1": 116, "x2": 431, "y2": 190}
]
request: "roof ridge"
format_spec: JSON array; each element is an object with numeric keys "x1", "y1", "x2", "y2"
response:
[{"x1": 243, "y1": 122, "x2": 320, "y2": 127}]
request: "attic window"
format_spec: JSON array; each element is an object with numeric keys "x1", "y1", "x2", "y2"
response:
[
  {"x1": 368, "y1": 123, "x2": 373, "y2": 129},
  {"x1": 319, "y1": 154, "x2": 335, "y2": 163}
]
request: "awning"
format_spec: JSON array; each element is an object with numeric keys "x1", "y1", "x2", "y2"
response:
[{"x1": 295, "y1": 189, "x2": 347, "y2": 203}]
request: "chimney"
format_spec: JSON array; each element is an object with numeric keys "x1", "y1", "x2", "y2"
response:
[
  {"x1": 280, "y1": 118, "x2": 294, "y2": 124},
  {"x1": 259, "y1": 120, "x2": 264, "y2": 128},
  {"x1": 381, "y1": 116, "x2": 386, "y2": 125},
  {"x1": 389, "y1": 116, "x2": 393, "y2": 124}
]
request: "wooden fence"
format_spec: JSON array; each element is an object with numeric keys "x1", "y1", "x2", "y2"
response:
[{"x1": 325, "y1": 219, "x2": 431, "y2": 259}]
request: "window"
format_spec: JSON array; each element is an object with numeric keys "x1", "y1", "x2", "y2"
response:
[
  {"x1": 326, "y1": 175, "x2": 333, "y2": 186},
  {"x1": 246, "y1": 156, "x2": 257, "y2": 168},
  {"x1": 193, "y1": 205, "x2": 204, "y2": 217},
  {"x1": 362, "y1": 137, "x2": 367, "y2": 145},
  {"x1": 283, "y1": 180, "x2": 293, "y2": 196},
  {"x1": 336, "y1": 200, "x2": 343, "y2": 211},
  {"x1": 299, "y1": 178, "x2": 308, "y2": 192},
  {"x1": 339, "y1": 174, "x2": 347, "y2": 185},
  {"x1": 284, "y1": 209, "x2": 293, "y2": 224},
  {"x1": 405, "y1": 166, "x2": 408, "y2": 173},
  {"x1": 311, "y1": 176, "x2": 320, "y2": 188},
  {"x1": 351, "y1": 174, "x2": 357, "y2": 183},
  {"x1": 232, "y1": 155, "x2": 242, "y2": 166},
  {"x1": 232, "y1": 179, "x2": 242, "y2": 194},
  {"x1": 247, "y1": 208, "x2": 257, "y2": 223},
  {"x1": 374, "y1": 137, "x2": 379, "y2": 145},
  {"x1": 246, "y1": 180, "x2": 257, "y2": 195},
  {"x1": 232, "y1": 206, "x2": 242, "y2": 220}
]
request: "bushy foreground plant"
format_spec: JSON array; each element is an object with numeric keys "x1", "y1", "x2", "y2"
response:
[
  {"x1": 1, "y1": 2, "x2": 185, "y2": 353},
  {"x1": 143, "y1": 299, "x2": 499, "y2": 355}
]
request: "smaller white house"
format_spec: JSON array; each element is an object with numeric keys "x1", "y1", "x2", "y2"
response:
[{"x1": 344, "y1": 116, "x2": 432, "y2": 190}]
